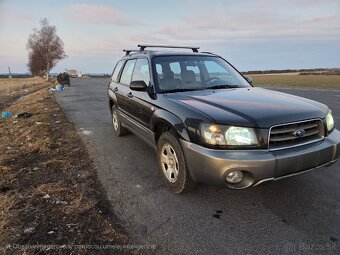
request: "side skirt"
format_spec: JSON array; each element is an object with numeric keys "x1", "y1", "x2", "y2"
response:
[{"x1": 118, "y1": 110, "x2": 157, "y2": 150}]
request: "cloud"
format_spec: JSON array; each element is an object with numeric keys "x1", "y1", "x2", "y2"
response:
[
  {"x1": 69, "y1": 4, "x2": 136, "y2": 26},
  {"x1": 58, "y1": 1, "x2": 340, "y2": 70},
  {"x1": 153, "y1": 10, "x2": 340, "y2": 45},
  {"x1": 0, "y1": 5, "x2": 32, "y2": 22},
  {"x1": 293, "y1": 0, "x2": 332, "y2": 6},
  {"x1": 170, "y1": 0, "x2": 340, "y2": 44}
]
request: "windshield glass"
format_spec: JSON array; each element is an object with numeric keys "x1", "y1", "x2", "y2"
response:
[{"x1": 153, "y1": 55, "x2": 251, "y2": 93}]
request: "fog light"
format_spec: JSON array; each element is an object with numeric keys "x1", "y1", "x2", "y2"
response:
[{"x1": 226, "y1": 170, "x2": 244, "y2": 184}]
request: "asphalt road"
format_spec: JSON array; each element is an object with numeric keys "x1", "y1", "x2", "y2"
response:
[{"x1": 55, "y1": 79, "x2": 340, "y2": 255}]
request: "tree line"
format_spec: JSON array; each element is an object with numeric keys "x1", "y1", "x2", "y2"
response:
[{"x1": 243, "y1": 68, "x2": 340, "y2": 75}]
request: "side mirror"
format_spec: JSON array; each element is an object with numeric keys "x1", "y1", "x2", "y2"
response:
[
  {"x1": 244, "y1": 75, "x2": 253, "y2": 84},
  {"x1": 130, "y1": 80, "x2": 147, "y2": 91}
]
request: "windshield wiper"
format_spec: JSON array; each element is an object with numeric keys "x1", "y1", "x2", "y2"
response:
[
  {"x1": 162, "y1": 85, "x2": 239, "y2": 93},
  {"x1": 162, "y1": 88, "x2": 203, "y2": 93},
  {"x1": 206, "y1": 84, "x2": 239, "y2": 89}
]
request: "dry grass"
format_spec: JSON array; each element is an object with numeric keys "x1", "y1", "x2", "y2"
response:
[
  {"x1": 0, "y1": 88, "x2": 129, "y2": 254},
  {"x1": 0, "y1": 77, "x2": 45, "y2": 94},
  {"x1": 0, "y1": 193, "x2": 20, "y2": 246},
  {"x1": 251, "y1": 74, "x2": 340, "y2": 89},
  {"x1": 0, "y1": 77, "x2": 50, "y2": 112}
]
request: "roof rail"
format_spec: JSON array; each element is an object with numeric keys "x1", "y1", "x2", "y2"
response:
[
  {"x1": 201, "y1": 51, "x2": 216, "y2": 55},
  {"x1": 138, "y1": 44, "x2": 199, "y2": 52},
  {"x1": 123, "y1": 49, "x2": 141, "y2": 56}
]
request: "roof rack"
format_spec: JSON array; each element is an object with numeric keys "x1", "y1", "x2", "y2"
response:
[
  {"x1": 123, "y1": 49, "x2": 141, "y2": 56},
  {"x1": 138, "y1": 44, "x2": 199, "y2": 52},
  {"x1": 201, "y1": 51, "x2": 216, "y2": 55}
]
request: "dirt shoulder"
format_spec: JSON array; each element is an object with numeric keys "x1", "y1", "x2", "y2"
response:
[{"x1": 0, "y1": 87, "x2": 132, "y2": 254}]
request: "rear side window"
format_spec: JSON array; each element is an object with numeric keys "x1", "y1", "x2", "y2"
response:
[
  {"x1": 120, "y1": 59, "x2": 136, "y2": 85},
  {"x1": 111, "y1": 60, "x2": 124, "y2": 82}
]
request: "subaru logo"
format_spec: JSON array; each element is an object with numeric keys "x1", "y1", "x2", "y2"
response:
[{"x1": 293, "y1": 129, "x2": 305, "y2": 137}]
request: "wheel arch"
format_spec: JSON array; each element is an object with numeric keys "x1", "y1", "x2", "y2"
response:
[
  {"x1": 109, "y1": 99, "x2": 114, "y2": 112},
  {"x1": 151, "y1": 110, "x2": 190, "y2": 143},
  {"x1": 108, "y1": 88, "x2": 117, "y2": 112}
]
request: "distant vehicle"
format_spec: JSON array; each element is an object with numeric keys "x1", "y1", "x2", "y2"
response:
[
  {"x1": 68, "y1": 69, "x2": 79, "y2": 78},
  {"x1": 107, "y1": 44, "x2": 340, "y2": 194}
]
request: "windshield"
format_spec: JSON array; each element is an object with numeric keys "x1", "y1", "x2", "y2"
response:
[{"x1": 153, "y1": 55, "x2": 251, "y2": 93}]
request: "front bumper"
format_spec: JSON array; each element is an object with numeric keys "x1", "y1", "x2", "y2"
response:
[{"x1": 180, "y1": 129, "x2": 340, "y2": 189}]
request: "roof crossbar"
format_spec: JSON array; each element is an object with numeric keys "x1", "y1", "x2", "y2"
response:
[
  {"x1": 123, "y1": 49, "x2": 141, "y2": 56},
  {"x1": 138, "y1": 44, "x2": 199, "y2": 52}
]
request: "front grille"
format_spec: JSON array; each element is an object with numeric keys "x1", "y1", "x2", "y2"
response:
[{"x1": 269, "y1": 119, "x2": 324, "y2": 150}]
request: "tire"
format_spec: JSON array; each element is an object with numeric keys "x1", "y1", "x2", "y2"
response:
[
  {"x1": 111, "y1": 106, "x2": 128, "y2": 136},
  {"x1": 157, "y1": 131, "x2": 195, "y2": 194}
]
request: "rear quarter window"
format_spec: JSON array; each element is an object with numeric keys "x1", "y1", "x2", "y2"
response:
[{"x1": 111, "y1": 60, "x2": 124, "y2": 82}]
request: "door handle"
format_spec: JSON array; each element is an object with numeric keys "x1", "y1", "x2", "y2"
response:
[
  {"x1": 113, "y1": 87, "x2": 118, "y2": 92},
  {"x1": 127, "y1": 92, "x2": 133, "y2": 99}
]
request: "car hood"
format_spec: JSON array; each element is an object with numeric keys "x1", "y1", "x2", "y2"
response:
[{"x1": 165, "y1": 87, "x2": 328, "y2": 128}]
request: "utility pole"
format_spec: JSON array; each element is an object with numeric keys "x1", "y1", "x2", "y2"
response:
[{"x1": 8, "y1": 66, "x2": 12, "y2": 79}]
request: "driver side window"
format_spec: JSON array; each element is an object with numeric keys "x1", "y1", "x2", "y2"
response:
[
  {"x1": 120, "y1": 59, "x2": 136, "y2": 85},
  {"x1": 132, "y1": 59, "x2": 151, "y2": 86}
]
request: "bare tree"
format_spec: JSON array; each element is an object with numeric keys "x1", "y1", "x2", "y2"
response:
[
  {"x1": 27, "y1": 18, "x2": 66, "y2": 79},
  {"x1": 27, "y1": 49, "x2": 45, "y2": 76}
]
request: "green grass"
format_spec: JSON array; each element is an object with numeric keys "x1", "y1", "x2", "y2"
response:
[{"x1": 250, "y1": 74, "x2": 340, "y2": 89}]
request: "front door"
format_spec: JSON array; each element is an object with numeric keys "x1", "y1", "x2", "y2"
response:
[{"x1": 129, "y1": 58, "x2": 156, "y2": 139}]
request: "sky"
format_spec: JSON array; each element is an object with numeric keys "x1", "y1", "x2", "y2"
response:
[{"x1": 0, "y1": 0, "x2": 339, "y2": 74}]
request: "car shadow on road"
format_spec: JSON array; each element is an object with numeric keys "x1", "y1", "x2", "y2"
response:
[{"x1": 189, "y1": 171, "x2": 339, "y2": 244}]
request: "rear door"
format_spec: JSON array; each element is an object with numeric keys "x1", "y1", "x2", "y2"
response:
[
  {"x1": 115, "y1": 59, "x2": 136, "y2": 117},
  {"x1": 108, "y1": 60, "x2": 124, "y2": 106}
]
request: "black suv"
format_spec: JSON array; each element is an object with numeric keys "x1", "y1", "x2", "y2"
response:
[{"x1": 108, "y1": 44, "x2": 340, "y2": 193}]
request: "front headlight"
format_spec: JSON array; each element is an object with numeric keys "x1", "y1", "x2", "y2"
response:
[
  {"x1": 201, "y1": 124, "x2": 227, "y2": 145},
  {"x1": 200, "y1": 124, "x2": 259, "y2": 146},
  {"x1": 326, "y1": 111, "x2": 334, "y2": 132},
  {"x1": 225, "y1": 126, "x2": 258, "y2": 145}
]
